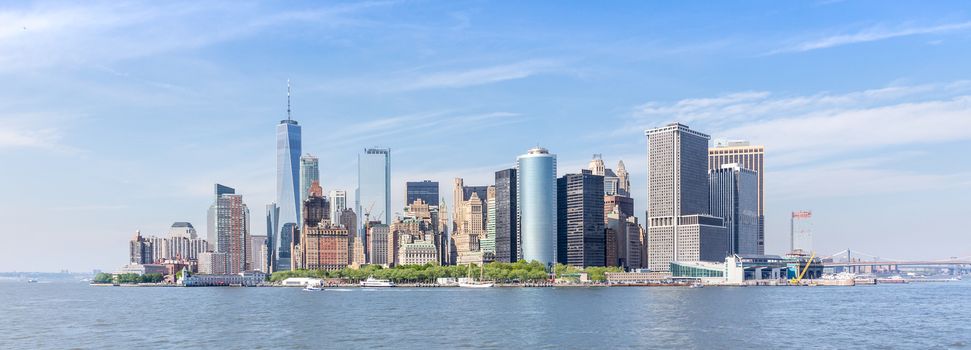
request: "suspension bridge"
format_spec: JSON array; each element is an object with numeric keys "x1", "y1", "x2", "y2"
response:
[{"x1": 818, "y1": 249, "x2": 971, "y2": 273}]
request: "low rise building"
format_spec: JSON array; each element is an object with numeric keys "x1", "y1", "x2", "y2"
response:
[
  {"x1": 115, "y1": 263, "x2": 167, "y2": 276},
  {"x1": 670, "y1": 254, "x2": 817, "y2": 284},
  {"x1": 182, "y1": 270, "x2": 266, "y2": 286}
]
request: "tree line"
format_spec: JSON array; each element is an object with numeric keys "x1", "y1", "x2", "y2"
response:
[
  {"x1": 270, "y1": 261, "x2": 624, "y2": 283},
  {"x1": 93, "y1": 272, "x2": 164, "y2": 284}
]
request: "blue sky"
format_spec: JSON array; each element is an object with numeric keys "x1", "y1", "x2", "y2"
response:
[{"x1": 2, "y1": 1, "x2": 971, "y2": 272}]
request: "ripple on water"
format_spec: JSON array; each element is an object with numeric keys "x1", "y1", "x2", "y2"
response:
[{"x1": 1, "y1": 281, "x2": 970, "y2": 349}]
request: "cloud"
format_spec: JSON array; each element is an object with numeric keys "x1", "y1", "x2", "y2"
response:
[
  {"x1": 771, "y1": 21, "x2": 971, "y2": 54},
  {"x1": 0, "y1": 1, "x2": 394, "y2": 71},
  {"x1": 769, "y1": 154, "x2": 971, "y2": 200},
  {"x1": 396, "y1": 60, "x2": 559, "y2": 91},
  {"x1": 627, "y1": 80, "x2": 971, "y2": 198},
  {"x1": 311, "y1": 60, "x2": 562, "y2": 94},
  {"x1": 331, "y1": 111, "x2": 524, "y2": 148},
  {"x1": 0, "y1": 127, "x2": 60, "y2": 150}
]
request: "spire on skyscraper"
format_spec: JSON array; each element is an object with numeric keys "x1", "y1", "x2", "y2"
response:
[{"x1": 287, "y1": 79, "x2": 291, "y2": 121}]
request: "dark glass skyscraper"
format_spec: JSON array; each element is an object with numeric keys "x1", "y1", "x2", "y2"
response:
[
  {"x1": 557, "y1": 170, "x2": 605, "y2": 267},
  {"x1": 495, "y1": 169, "x2": 517, "y2": 262},
  {"x1": 406, "y1": 180, "x2": 439, "y2": 206}
]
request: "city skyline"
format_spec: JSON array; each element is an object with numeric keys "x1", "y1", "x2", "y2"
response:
[{"x1": 3, "y1": 1, "x2": 971, "y2": 272}]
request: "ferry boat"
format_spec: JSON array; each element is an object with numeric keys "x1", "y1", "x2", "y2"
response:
[{"x1": 360, "y1": 277, "x2": 395, "y2": 288}]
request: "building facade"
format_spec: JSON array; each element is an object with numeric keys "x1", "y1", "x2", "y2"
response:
[
  {"x1": 248, "y1": 235, "x2": 268, "y2": 272},
  {"x1": 517, "y1": 147, "x2": 557, "y2": 267},
  {"x1": 406, "y1": 180, "x2": 439, "y2": 207},
  {"x1": 329, "y1": 190, "x2": 347, "y2": 224},
  {"x1": 709, "y1": 163, "x2": 760, "y2": 255},
  {"x1": 367, "y1": 224, "x2": 391, "y2": 266},
  {"x1": 297, "y1": 224, "x2": 350, "y2": 271},
  {"x1": 129, "y1": 231, "x2": 154, "y2": 264},
  {"x1": 557, "y1": 170, "x2": 606, "y2": 267},
  {"x1": 494, "y1": 168, "x2": 518, "y2": 263},
  {"x1": 645, "y1": 123, "x2": 727, "y2": 272},
  {"x1": 709, "y1": 141, "x2": 765, "y2": 254},
  {"x1": 206, "y1": 184, "x2": 250, "y2": 274},
  {"x1": 198, "y1": 252, "x2": 228, "y2": 275}
]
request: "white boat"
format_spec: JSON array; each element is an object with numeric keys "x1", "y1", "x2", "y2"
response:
[
  {"x1": 303, "y1": 286, "x2": 322, "y2": 291},
  {"x1": 459, "y1": 281, "x2": 495, "y2": 288},
  {"x1": 689, "y1": 282, "x2": 704, "y2": 288},
  {"x1": 360, "y1": 277, "x2": 395, "y2": 287},
  {"x1": 458, "y1": 263, "x2": 494, "y2": 288}
]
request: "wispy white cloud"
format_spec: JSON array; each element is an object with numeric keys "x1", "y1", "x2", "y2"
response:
[
  {"x1": 311, "y1": 59, "x2": 562, "y2": 94},
  {"x1": 627, "y1": 80, "x2": 971, "y2": 198},
  {"x1": 0, "y1": 1, "x2": 395, "y2": 71},
  {"x1": 770, "y1": 21, "x2": 971, "y2": 54},
  {"x1": 769, "y1": 154, "x2": 971, "y2": 200},
  {"x1": 0, "y1": 127, "x2": 60, "y2": 150},
  {"x1": 332, "y1": 111, "x2": 524, "y2": 148},
  {"x1": 397, "y1": 60, "x2": 559, "y2": 91}
]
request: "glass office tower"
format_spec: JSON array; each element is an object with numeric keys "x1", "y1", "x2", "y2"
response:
[
  {"x1": 516, "y1": 147, "x2": 557, "y2": 267},
  {"x1": 275, "y1": 102, "x2": 301, "y2": 272},
  {"x1": 357, "y1": 148, "x2": 391, "y2": 240},
  {"x1": 300, "y1": 154, "x2": 320, "y2": 205}
]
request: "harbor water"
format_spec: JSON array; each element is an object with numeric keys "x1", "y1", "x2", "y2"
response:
[{"x1": 1, "y1": 280, "x2": 969, "y2": 349}]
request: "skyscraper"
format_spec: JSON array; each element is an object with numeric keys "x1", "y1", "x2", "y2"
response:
[
  {"x1": 709, "y1": 141, "x2": 765, "y2": 254},
  {"x1": 791, "y1": 211, "x2": 813, "y2": 254},
  {"x1": 406, "y1": 180, "x2": 439, "y2": 206},
  {"x1": 709, "y1": 163, "x2": 759, "y2": 255},
  {"x1": 300, "y1": 154, "x2": 320, "y2": 205},
  {"x1": 207, "y1": 184, "x2": 250, "y2": 274},
  {"x1": 494, "y1": 168, "x2": 518, "y2": 262},
  {"x1": 275, "y1": 82, "x2": 302, "y2": 272},
  {"x1": 248, "y1": 235, "x2": 268, "y2": 272},
  {"x1": 452, "y1": 178, "x2": 488, "y2": 265},
  {"x1": 557, "y1": 170, "x2": 606, "y2": 267},
  {"x1": 482, "y1": 186, "x2": 497, "y2": 256},
  {"x1": 129, "y1": 230, "x2": 153, "y2": 264},
  {"x1": 265, "y1": 203, "x2": 278, "y2": 271},
  {"x1": 329, "y1": 190, "x2": 347, "y2": 224},
  {"x1": 357, "y1": 147, "x2": 391, "y2": 241},
  {"x1": 517, "y1": 147, "x2": 557, "y2": 267},
  {"x1": 588, "y1": 154, "x2": 605, "y2": 176},
  {"x1": 616, "y1": 160, "x2": 631, "y2": 197},
  {"x1": 645, "y1": 123, "x2": 727, "y2": 272}
]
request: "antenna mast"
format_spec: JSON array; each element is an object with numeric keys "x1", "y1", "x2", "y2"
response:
[{"x1": 286, "y1": 79, "x2": 292, "y2": 121}]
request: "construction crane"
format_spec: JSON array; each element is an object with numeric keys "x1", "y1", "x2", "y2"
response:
[{"x1": 790, "y1": 251, "x2": 817, "y2": 285}]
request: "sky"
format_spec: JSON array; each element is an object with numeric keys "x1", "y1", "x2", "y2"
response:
[{"x1": 2, "y1": 1, "x2": 971, "y2": 272}]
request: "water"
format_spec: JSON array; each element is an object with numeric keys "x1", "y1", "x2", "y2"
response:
[{"x1": 2, "y1": 281, "x2": 970, "y2": 349}]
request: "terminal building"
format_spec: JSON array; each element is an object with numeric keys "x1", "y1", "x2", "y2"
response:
[{"x1": 670, "y1": 254, "x2": 823, "y2": 285}]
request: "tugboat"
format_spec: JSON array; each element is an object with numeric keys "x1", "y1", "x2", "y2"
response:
[{"x1": 360, "y1": 276, "x2": 395, "y2": 288}]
